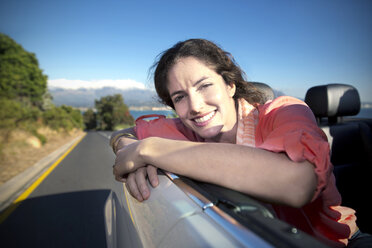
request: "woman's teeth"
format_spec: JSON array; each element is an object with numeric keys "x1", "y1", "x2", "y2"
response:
[{"x1": 194, "y1": 111, "x2": 215, "y2": 123}]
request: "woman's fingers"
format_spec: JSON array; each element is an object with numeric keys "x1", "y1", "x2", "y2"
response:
[
  {"x1": 126, "y1": 167, "x2": 153, "y2": 201},
  {"x1": 135, "y1": 167, "x2": 151, "y2": 200},
  {"x1": 123, "y1": 165, "x2": 159, "y2": 202},
  {"x1": 126, "y1": 172, "x2": 144, "y2": 202},
  {"x1": 147, "y1": 165, "x2": 159, "y2": 187}
]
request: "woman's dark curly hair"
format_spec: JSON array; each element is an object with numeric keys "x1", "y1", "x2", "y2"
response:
[{"x1": 152, "y1": 39, "x2": 265, "y2": 109}]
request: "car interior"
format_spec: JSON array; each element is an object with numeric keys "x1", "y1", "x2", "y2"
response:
[
  {"x1": 251, "y1": 82, "x2": 372, "y2": 234},
  {"x1": 305, "y1": 84, "x2": 372, "y2": 234}
]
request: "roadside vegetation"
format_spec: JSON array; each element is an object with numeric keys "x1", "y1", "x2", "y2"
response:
[
  {"x1": 0, "y1": 33, "x2": 133, "y2": 184},
  {"x1": 0, "y1": 33, "x2": 85, "y2": 153}
]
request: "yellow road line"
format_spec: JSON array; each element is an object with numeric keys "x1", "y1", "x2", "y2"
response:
[
  {"x1": 123, "y1": 183, "x2": 135, "y2": 225},
  {"x1": 0, "y1": 133, "x2": 87, "y2": 224}
]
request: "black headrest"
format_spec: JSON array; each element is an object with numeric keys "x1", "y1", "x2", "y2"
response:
[
  {"x1": 305, "y1": 84, "x2": 360, "y2": 117},
  {"x1": 250, "y1": 82, "x2": 275, "y2": 102}
]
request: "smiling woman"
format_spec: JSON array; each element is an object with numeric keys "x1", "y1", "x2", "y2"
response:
[
  {"x1": 110, "y1": 39, "x2": 371, "y2": 247},
  {"x1": 167, "y1": 57, "x2": 237, "y2": 143}
]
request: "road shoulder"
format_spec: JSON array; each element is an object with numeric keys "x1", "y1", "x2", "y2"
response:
[{"x1": 0, "y1": 133, "x2": 86, "y2": 212}]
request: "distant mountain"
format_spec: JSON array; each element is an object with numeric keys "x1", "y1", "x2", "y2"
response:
[
  {"x1": 51, "y1": 86, "x2": 372, "y2": 110},
  {"x1": 49, "y1": 86, "x2": 289, "y2": 109},
  {"x1": 49, "y1": 87, "x2": 163, "y2": 108}
]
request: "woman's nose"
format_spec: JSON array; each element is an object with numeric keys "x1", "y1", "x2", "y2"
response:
[{"x1": 188, "y1": 93, "x2": 204, "y2": 115}]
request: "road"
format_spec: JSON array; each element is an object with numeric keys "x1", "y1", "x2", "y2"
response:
[{"x1": 0, "y1": 131, "x2": 142, "y2": 248}]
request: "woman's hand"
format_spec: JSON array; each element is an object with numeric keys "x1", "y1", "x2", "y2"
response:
[
  {"x1": 113, "y1": 140, "x2": 146, "y2": 180},
  {"x1": 125, "y1": 165, "x2": 159, "y2": 201},
  {"x1": 113, "y1": 137, "x2": 159, "y2": 201}
]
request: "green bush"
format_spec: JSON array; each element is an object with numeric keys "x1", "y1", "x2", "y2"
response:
[
  {"x1": 0, "y1": 98, "x2": 41, "y2": 141},
  {"x1": 42, "y1": 105, "x2": 84, "y2": 131},
  {"x1": 60, "y1": 105, "x2": 84, "y2": 129}
]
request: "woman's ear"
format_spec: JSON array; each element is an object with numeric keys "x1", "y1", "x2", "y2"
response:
[{"x1": 227, "y1": 82, "x2": 236, "y2": 97}]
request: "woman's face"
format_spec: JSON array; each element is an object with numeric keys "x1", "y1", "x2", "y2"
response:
[{"x1": 167, "y1": 57, "x2": 237, "y2": 143}]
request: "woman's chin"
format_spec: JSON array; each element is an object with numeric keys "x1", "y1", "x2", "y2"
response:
[{"x1": 197, "y1": 125, "x2": 224, "y2": 141}]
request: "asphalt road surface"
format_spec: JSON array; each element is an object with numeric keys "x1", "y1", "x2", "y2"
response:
[{"x1": 0, "y1": 131, "x2": 142, "y2": 248}]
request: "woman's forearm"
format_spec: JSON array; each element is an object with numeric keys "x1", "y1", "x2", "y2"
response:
[{"x1": 140, "y1": 137, "x2": 317, "y2": 208}]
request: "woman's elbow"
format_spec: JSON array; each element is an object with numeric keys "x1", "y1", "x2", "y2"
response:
[
  {"x1": 288, "y1": 187, "x2": 316, "y2": 208},
  {"x1": 287, "y1": 162, "x2": 318, "y2": 208}
]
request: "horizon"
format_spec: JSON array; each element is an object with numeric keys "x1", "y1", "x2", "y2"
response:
[
  {"x1": 48, "y1": 78, "x2": 146, "y2": 90},
  {"x1": 48, "y1": 84, "x2": 372, "y2": 106}
]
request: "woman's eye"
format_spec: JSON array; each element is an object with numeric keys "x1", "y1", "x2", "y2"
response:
[
  {"x1": 200, "y1": 83, "x2": 212, "y2": 90},
  {"x1": 173, "y1": 95, "x2": 184, "y2": 103}
]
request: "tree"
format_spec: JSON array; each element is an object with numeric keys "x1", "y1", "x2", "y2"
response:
[
  {"x1": 0, "y1": 33, "x2": 48, "y2": 107},
  {"x1": 95, "y1": 94, "x2": 134, "y2": 130},
  {"x1": 83, "y1": 108, "x2": 97, "y2": 130},
  {"x1": 0, "y1": 34, "x2": 84, "y2": 154}
]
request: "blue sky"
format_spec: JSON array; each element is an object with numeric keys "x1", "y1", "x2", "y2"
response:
[{"x1": 1, "y1": 0, "x2": 371, "y2": 102}]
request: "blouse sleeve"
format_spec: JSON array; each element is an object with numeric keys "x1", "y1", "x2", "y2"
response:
[{"x1": 256, "y1": 96, "x2": 332, "y2": 200}]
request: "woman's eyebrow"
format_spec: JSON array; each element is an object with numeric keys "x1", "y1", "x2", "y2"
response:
[
  {"x1": 193, "y1": 76, "x2": 209, "y2": 87},
  {"x1": 170, "y1": 90, "x2": 184, "y2": 98},
  {"x1": 170, "y1": 77, "x2": 209, "y2": 98}
]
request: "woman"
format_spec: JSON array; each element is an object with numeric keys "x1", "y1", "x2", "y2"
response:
[{"x1": 111, "y1": 39, "x2": 361, "y2": 247}]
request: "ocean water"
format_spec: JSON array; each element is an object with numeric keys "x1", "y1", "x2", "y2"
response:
[{"x1": 356, "y1": 108, "x2": 372, "y2": 119}]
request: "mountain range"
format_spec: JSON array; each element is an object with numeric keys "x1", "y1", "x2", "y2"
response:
[
  {"x1": 49, "y1": 86, "x2": 372, "y2": 110},
  {"x1": 49, "y1": 87, "x2": 163, "y2": 108},
  {"x1": 49, "y1": 85, "x2": 286, "y2": 109}
]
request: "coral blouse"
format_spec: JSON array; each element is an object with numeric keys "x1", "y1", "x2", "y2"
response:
[{"x1": 236, "y1": 96, "x2": 357, "y2": 247}]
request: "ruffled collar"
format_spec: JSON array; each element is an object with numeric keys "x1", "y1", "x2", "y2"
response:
[{"x1": 236, "y1": 98, "x2": 259, "y2": 147}]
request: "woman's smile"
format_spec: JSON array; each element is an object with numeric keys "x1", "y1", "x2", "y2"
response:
[{"x1": 192, "y1": 110, "x2": 217, "y2": 127}]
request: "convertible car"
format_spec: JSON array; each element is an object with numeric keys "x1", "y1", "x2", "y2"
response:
[{"x1": 111, "y1": 83, "x2": 371, "y2": 248}]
